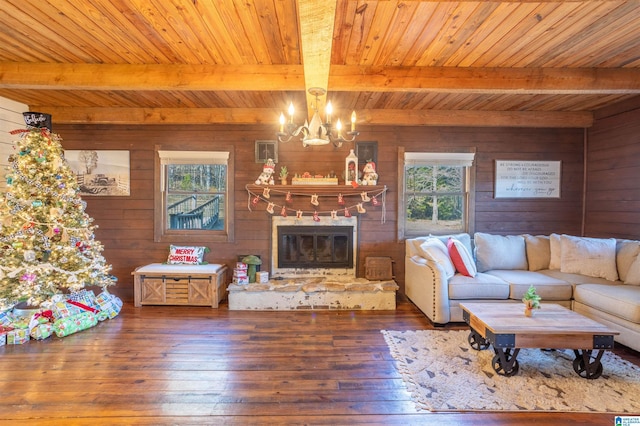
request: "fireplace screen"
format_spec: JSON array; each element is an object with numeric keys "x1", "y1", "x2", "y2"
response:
[{"x1": 277, "y1": 226, "x2": 353, "y2": 269}]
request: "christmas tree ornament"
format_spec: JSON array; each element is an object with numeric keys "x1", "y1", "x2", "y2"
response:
[
  {"x1": 357, "y1": 203, "x2": 366, "y2": 213},
  {"x1": 313, "y1": 211, "x2": 320, "y2": 222},
  {"x1": 310, "y1": 194, "x2": 319, "y2": 206},
  {"x1": 23, "y1": 250, "x2": 36, "y2": 262},
  {"x1": 360, "y1": 192, "x2": 370, "y2": 202},
  {"x1": 337, "y1": 193, "x2": 345, "y2": 205},
  {"x1": 262, "y1": 187, "x2": 271, "y2": 199},
  {"x1": 266, "y1": 202, "x2": 275, "y2": 214},
  {"x1": 344, "y1": 207, "x2": 352, "y2": 218}
]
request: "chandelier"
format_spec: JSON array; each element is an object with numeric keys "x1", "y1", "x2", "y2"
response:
[{"x1": 277, "y1": 88, "x2": 359, "y2": 148}]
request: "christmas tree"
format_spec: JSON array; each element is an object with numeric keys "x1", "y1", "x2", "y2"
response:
[{"x1": 0, "y1": 126, "x2": 115, "y2": 307}]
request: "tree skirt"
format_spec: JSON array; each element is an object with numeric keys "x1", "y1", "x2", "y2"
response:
[{"x1": 381, "y1": 329, "x2": 640, "y2": 413}]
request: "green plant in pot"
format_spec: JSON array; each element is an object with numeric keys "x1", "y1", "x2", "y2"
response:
[
  {"x1": 242, "y1": 255, "x2": 262, "y2": 283},
  {"x1": 522, "y1": 285, "x2": 541, "y2": 317}
]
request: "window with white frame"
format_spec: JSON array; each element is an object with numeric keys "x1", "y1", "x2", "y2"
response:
[
  {"x1": 155, "y1": 150, "x2": 233, "y2": 243},
  {"x1": 401, "y1": 152, "x2": 475, "y2": 237}
]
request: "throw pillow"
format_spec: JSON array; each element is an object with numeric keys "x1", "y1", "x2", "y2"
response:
[
  {"x1": 616, "y1": 240, "x2": 640, "y2": 282},
  {"x1": 523, "y1": 234, "x2": 551, "y2": 271},
  {"x1": 418, "y1": 238, "x2": 455, "y2": 279},
  {"x1": 474, "y1": 232, "x2": 528, "y2": 272},
  {"x1": 549, "y1": 233, "x2": 562, "y2": 269},
  {"x1": 625, "y1": 255, "x2": 640, "y2": 285},
  {"x1": 167, "y1": 245, "x2": 208, "y2": 265},
  {"x1": 560, "y1": 235, "x2": 618, "y2": 281},
  {"x1": 447, "y1": 238, "x2": 477, "y2": 277}
]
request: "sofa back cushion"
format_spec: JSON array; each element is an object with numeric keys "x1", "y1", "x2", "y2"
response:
[
  {"x1": 625, "y1": 255, "x2": 640, "y2": 285},
  {"x1": 523, "y1": 234, "x2": 551, "y2": 271},
  {"x1": 560, "y1": 235, "x2": 618, "y2": 281},
  {"x1": 616, "y1": 240, "x2": 640, "y2": 282},
  {"x1": 417, "y1": 238, "x2": 456, "y2": 279},
  {"x1": 474, "y1": 232, "x2": 528, "y2": 272},
  {"x1": 549, "y1": 233, "x2": 562, "y2": 270}
]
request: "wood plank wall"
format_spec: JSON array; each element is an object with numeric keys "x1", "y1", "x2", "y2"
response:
[
  {"x1": 55, "y1": 124, "x2": 584, "y2": 301},
  {"x1": 585, "y1": 97, "x2": 640, "y2": 239}
]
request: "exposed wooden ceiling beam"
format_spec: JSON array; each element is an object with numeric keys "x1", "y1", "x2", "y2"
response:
[
  {"x1": 2, "y1": 63, "x2": 639, "y2": 94},
  {"x1": 298, "y1": 0, "x2": 336, "y2": 119},
  {"x1": 30, "y1": 106, "x2": 593, "y2": 128}
]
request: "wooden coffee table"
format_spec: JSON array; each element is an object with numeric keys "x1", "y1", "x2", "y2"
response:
[{"x1": 459, "y1": 302, "x2": 620, "y2": 379}]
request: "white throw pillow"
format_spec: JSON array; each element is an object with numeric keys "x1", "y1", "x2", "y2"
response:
[
  {"x1": 447, "y1": 238, "x2": 477, "y2": 277},
  {"x1": 418, "y1": 238, "x2": 456, "y2": 279},
  {"x1": 474, "y1": 232, "x2": 528, "y2": 272},
  {"x1": 625, "y1": 254, "x2": 640, "y2": 285},
  {"x1": 523, "y1": 234, "x2": 551, "y2": 271},
  {"x1": 549, "y1": 233, "x2": 562, "y2": 270},
  {"x1": 560, "y1": 235, "x2": 618, "y2": 281}
]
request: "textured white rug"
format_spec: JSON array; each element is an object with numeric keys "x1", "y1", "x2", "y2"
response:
[{"x1": 382, "y1": 329, "x2": 640, "y2": 413}]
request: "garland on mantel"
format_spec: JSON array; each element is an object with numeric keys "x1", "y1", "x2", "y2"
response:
[{"x1": 246, "y1": 185, "x2": 387, "y2": 223}]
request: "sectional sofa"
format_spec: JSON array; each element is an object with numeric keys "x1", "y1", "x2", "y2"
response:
[{"x1": 405, "y1": 232, "x2": 640, "y2": 352}]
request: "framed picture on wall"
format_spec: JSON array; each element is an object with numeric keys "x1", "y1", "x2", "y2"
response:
[
  {"x1": 65, "y1": 150, "x2": 130, "y2": 196},
  {"x1": 494, "y1": 160, "x2": 561, "y2": 198},
  {"x1": 255, "y1": 140, "x2": 278, "y2": 163},
  {"x1": 355, "y1": 141, "x2": 378, "y2": 168}
]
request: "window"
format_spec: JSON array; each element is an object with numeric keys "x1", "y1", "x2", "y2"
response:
[
  {"x1": 155, "y1": 150, "x2": 234, "y2": 243},
  {"x1": 400, "y1": 151, "x2": 475, "y2": 238}
]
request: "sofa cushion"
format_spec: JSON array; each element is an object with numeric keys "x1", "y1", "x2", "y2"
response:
[
  {"x1": 549, "y1": 233, "x2": 562, "y2": 270},
  {"x1": 418, "y1": 238, "x2": 455, "y2": 279},
  {"x1": 537, "y1": 269, "x2": 618, "y2": 286},
  {"x1": 448, "y1": 273, "x2": 509, "y2": 300},
  {"x1": 574, "y1": 284, "x2": 640, "y2": 324},
  {"x1": 474, "y1": 233, "x2": 528, "y2": 272},
  {"x1": 447, "y1": 238, "x2": 477, "y2": 277},
  {"x1": 626, "y1": 255, "x2": 640, "y2": 285},
  {"x1": 616, "y1": 240, "x2": 640, "y2": 282},
  {"x1": 523, "y1": 234, "x2": 551, "y2": 271},
  {"x1": 485, "y1": 270, "x2": 573, "y2": 300},
  {"x1": 560, "y1": 235, "x2": 618, "y2": 281}
]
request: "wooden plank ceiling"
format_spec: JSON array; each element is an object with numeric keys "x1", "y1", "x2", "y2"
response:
[{"x1": 1, "y1": 0, "x2": 640, "y2": 128}]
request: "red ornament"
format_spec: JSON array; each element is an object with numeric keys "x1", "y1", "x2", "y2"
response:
[{"x1": 251, "y1": 195, "x2": 260, "y2": 206}]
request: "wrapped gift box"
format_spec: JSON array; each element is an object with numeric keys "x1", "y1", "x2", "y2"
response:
[{"x1": 256, "y1": 271, "x2": 269, "y2": 283}]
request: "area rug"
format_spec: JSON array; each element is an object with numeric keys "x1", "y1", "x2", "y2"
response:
[{"x1": 382, "y1": 329, "x2": 640, "y2": 413}]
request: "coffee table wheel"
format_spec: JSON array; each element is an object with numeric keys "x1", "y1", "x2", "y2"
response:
[
  {"x1": 572, "y1": 355, "x2": 603, "y2": 379},
  {"x1": 468, "y1": 331, "x2": 490, "y2": 351},
  {"x1": 492, "y1": 353, "x2": 519, "y2": 377}
]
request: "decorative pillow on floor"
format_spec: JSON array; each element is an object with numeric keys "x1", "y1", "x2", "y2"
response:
[
  {"x1": 474, "y1": 232, "x2": 528, "y2": 272},
  {"x1": 447, "y1": 238, "x2": 477, "y2": 277},
  {"x1": 523, "y1": 234, "x2": 551, "y2": 271},
  {"x1": 418, "y1": 238, "x2": 455, "y2": 279},
  {"x1": 560, "y1": 235, "x2": 618, "y2": 281}
]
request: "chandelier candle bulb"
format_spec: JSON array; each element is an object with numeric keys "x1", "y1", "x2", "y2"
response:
[{"x1": 326, "y1": 101, "x2": 332, "y2": 123}]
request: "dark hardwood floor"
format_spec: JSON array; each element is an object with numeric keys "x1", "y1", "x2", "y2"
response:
[{"x1": 1, "y1": 297, "x2": 638, "y2": 425}]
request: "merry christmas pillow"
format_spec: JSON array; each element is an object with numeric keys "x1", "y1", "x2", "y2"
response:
[{"x1": 166, "y1": 245, "x2": 209, "y2": 265}]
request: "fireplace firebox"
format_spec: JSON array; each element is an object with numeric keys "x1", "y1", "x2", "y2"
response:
[{"x1": 277, "y1": 226, "x2": 353, "y2": 269}]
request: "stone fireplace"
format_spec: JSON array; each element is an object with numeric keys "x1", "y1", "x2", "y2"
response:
[
  {"x1": 271, "y1": 216, "x2": 357, "y2": 277},
  {"x1": 227, "y1": 216, "x2": 397, "y2": 311}
]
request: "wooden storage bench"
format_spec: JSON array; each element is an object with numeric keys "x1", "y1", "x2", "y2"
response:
[{"x1": 132, "y1": 263, "x2": 228, "y2": 308}]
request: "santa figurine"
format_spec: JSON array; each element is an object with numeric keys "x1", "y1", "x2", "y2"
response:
[
  {"x1": 361, "y1": 161, "x2": 378, "y2": 186},
  {"x1": 255, "y1": 158, "x2": 276, "y2": 185}
]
